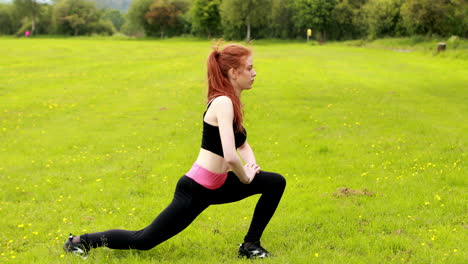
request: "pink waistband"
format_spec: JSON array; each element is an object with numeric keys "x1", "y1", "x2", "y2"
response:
[{"x1": 186, "y1": 163, "x2": 228, "y2": 190}]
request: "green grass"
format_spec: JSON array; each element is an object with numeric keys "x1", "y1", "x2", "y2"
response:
[
  {"x1": 334, "y1": 36, "x2": 468, "y2": 60},
  {"x1": 0, "y1": 36, "x2": 466, "y2": 263}
]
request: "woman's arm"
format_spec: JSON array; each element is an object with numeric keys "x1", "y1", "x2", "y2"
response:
[
  {"x1": 238, "y1": 141, "x2": 256, "y2": 165},
  {"x1": 215, "y1": 96, "x2": 259, "y2": 184}
]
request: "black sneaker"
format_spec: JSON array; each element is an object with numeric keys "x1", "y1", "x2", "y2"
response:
[
  {"x1": 63, "y1": 234, "x2": 88, "y2": 258},
  {"x1": 238, "y1": 241, "x2": 271, "y2": 258}
]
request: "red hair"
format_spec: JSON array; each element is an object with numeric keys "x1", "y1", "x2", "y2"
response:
[{"x1": 207, "y1": 44, "x2": 251, "y2": 132}]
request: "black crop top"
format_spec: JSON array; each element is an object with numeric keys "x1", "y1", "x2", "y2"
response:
[{"x1": 201, "y1": 103, "x2": 247, "y2": 157}]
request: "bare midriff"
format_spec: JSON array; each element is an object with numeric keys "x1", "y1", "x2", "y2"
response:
[{"x1": 194, "y1": 148, "x2": 230, "y2": 174}]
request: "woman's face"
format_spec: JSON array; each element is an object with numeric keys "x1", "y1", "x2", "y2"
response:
[{"x1": 233, "y1": 56, "x2": 256, "y2": 91}]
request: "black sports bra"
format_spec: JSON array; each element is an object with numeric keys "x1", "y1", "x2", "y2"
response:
[{"x1": 201, "y1": 102, "x2": 247, "y2": 157}]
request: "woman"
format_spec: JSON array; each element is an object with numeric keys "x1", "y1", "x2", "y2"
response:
[{"x1": 63, "y1": 44, "x2": 286, "y2": 259}]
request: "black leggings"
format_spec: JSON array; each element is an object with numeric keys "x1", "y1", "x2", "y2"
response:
[{"x1": 80, "y1": 170, "x2": 286, "y2": 250}]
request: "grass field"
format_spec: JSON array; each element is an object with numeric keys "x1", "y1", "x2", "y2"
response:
[
  {"x1": 0, "y1": 37, "x2": 467, "y2": 263},
  {"x1": 334, "y1": 35, "x2": 468, "y2": 61}
]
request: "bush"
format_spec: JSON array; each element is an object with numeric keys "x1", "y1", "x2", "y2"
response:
[
  {"x1": 120, "y1": 21, "x2": 145, "y2": 37},
  {"x1": 89, "y1": 19, "x2": 116, "y2": 36},
  {"x1": 447, "y1": 35, "x2": 460, "y2": 49}
]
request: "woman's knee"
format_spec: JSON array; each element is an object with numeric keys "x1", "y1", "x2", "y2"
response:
[
  {"x1": 260, "y1": 171, "x2": 286, "y2": 189},
  {"x1": 133, "y1": 236, "x2": 159, "y2": 251},
  {"x1": 274, "y1": 173, "x2": 286, "y2": 190},
  {"x1": 127, "y1": 229, "x2": 159, "y2": 250}
]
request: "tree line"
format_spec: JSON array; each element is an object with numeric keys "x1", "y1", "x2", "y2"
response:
[{"x1": 1, "y1": 0, "x2": 466, "y2": 41}]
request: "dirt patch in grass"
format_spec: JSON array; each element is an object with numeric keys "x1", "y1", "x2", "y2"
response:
[
  {"x1": 392, "y1": 49, "x2": 413, "y2": 53},
  {"x1": 333, "y1": 187, "x2": 374, "y2": 197}
]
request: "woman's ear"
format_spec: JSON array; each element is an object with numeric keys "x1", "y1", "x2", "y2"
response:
[{"x1": 228, "y1": 68, "x2": 237, "y2": 80}]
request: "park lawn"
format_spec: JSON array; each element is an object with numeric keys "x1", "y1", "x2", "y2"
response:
[{"x1": 0, "y1": 37, "x2": 466, "y2": 263}]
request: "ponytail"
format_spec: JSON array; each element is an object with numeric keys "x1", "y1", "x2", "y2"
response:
[{"x1": 206, "y1": 44, "x2": 251, "y2": 132}]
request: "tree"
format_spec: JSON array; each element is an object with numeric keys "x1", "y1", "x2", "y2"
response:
[
  {"x1": 450, "y1": 0, "x2": 468, "y2": 37},
  {"x1": 360, "y1": 0, "x2": 404, "y2": 39},
  {"x1": 54, "y1": 0, "x2": 114, "y2": 35},
  {"x1": 325, "y1": 0, "x2": 371, "y2": 40},
  {"x1": 144, "y1": 0, "x2": 189, "y2": 38},
  {"x1": 401, "y1": 0, "x2": 467, "y2": 37},
  {"x1": 292, "y1": 0, "x2": 337, "y2": 42},
  {"x1": 13, "y1": 0, "x2": 41, "y2": 34},
  {"x1": 270, "y1": 0, "x2": 295, "y2": 39},
  {"x1": 125, "y1": 0, "x2": 153, "y2": 36},
  {"x1": 0, "y1": 4, "x2": 19, "y2": 35},
  {"x1": 125, "y1": 0, "x2": 190, "y2": 37},
  {"x1": 103, "y1": 9, "x2": 125, "y2": 31},
  {"x1": 331, "y1": 0, "x2": 357, "y2": 40},
  {"x1": 190, "y1": 0, "x2": 222, "y2": 38},
  {"x1": 220, "y1": 0, "x2": 272, "y2": 42},
  {"x1": 87, "y1": 0, "x2": 133, "y2": 12},
  {"x1": 54, "y1": 0, "x2": 97, "y2": 35}
]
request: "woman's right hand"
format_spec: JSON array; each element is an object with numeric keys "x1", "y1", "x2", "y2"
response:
[{"x1": 243, "y1": 163, "x2": 260, "y2": 184}]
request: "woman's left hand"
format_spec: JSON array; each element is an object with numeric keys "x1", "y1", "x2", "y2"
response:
[{"x1": 246, "y1": 163, "x2": 261, "y2": 174}]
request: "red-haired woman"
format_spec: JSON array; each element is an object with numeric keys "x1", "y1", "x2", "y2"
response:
[{"x1": 63, "y1": 44, "x2": 286, "y2": 259}]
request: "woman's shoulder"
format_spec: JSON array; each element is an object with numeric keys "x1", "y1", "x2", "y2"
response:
[
  {"x1": 210, "y1": 96, "x2": 233, "y2": 110},
  {"x1": 211, "y1": 95, "x2": 232, "y2": 105}
]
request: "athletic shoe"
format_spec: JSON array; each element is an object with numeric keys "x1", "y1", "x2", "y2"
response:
[
  {"x1": 238, "y1": 241, "x2": 271, "y2": 258},
  {"x1": 63, "y1": 234, "x2": 88, "y2": 259}
]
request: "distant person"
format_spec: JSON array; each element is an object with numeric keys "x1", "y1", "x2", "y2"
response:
[
  {"x1": 63, "y1": 43, "x2": 286, "y2": 259},
  {"x1": 24, "y1": 30, "x2": 30, "y2": 37}
]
